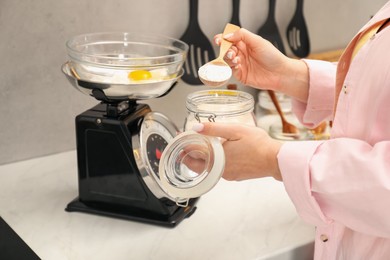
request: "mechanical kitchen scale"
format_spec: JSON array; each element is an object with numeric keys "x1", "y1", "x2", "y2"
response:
[{"x1": 61, "y1": 32, "x2": 225, "y2": 227}]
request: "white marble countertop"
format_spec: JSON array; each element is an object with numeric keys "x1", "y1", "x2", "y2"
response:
[{"x1": 0, "y1": 149, "x2": 315, "y2": 260}]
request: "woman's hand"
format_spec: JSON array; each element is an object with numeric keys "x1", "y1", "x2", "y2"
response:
[
  {"x1": 193, "y1": 122, "x2": 283, "y2": 181},
  {"x1": 215, "y1": 28, "x2": 309, "y2": 102}
]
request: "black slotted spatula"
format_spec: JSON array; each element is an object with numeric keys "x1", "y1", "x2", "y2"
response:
[
  {"x1": 286, "y1": 0, "x2": 310, "y2": 57},
  {"x1": 180, "y1": 0, "x2": 216, "y2": 85},
  {"x1": 257, "y1": 0, "x2": 286, "y2": 54}
]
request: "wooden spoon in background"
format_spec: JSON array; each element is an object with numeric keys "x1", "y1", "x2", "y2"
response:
[{"x1": 267, "y1": 90, "x2": 298, "y2": 134}]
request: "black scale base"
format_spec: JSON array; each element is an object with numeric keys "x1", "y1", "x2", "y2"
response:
[{"x1": 66, "y1": 101, "x2": 198, "y2": 228}]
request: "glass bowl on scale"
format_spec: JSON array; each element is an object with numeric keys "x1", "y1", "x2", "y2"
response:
[{"x1": 62, "y1": 32, "x2": 187, "y2": 101}]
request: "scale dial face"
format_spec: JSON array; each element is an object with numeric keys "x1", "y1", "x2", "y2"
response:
[
  {"x1": 144, "y1": 128, "x2": 173, "y2": 177},
  {"x1": 138, "y1": 112, "x2": 179, "y2": 197}
]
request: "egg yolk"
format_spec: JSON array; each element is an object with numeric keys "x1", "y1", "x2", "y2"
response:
[{"x1": 128, "y1": 70, "x2": 152, "y2": 81}]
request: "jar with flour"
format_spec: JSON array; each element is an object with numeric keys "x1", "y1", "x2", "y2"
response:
[{"x1": 183, "y1": 89, "x2": 257, "y2": 130}]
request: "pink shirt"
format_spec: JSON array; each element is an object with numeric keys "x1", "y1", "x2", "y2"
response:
[{"x1": 278, "y1": 2, "x2": 390, "y2": 259}]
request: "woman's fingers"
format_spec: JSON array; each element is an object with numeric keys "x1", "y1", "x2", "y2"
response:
[{"x1": 192, "y1": 122, "x2": 242, "y2": 141}]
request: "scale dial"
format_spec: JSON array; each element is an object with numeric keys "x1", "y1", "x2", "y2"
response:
[
  {"x1": 146, "y1": 133, "x2": 168, "y2": 174},
  {"x1": 143, "y1": 127, "x2": 174, "y2": 179},
  {"x1": 137, "y1": 112, "x2": 179, "y2": 199}
]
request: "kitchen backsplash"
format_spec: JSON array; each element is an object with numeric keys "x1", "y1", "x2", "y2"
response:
[{"x1": 0, "y1": 0, "x2": 387, "y2": 165}]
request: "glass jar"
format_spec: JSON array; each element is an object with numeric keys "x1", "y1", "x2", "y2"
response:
[{"x1": 183, "y1": 89, "x2": 257, "y2": 131}]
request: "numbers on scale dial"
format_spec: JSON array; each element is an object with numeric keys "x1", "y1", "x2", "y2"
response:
[
  {"x1": 143, "y1": 118, "x2": 173, "y2": 178},
  {"x1": 146, "y1": 133, "x2": 169, "y2": 175}
]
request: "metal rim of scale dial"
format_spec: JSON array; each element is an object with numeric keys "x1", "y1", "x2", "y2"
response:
[{"x1": 133, "y1": 112, "x2": 179, "y2": 201}]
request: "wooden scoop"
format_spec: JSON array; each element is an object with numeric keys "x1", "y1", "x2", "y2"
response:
[{"x1": 198, "y1": 23, "x2": 240, "y2": 87}]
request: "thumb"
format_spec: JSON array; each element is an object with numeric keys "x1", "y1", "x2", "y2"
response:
[{"x1": 192, "y1": 122, "x2": 241, "y2": 141}]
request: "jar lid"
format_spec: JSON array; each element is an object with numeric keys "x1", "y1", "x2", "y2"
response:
[{"x1": 159, "y1": 131, "x2": 225, "y2": 206}]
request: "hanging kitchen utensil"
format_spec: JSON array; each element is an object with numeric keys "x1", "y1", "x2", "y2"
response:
[
  {"x1": 230, "y1": 0, "x2": 241, "y2": 27},
  {"x1": 257, "y1": 0, "x2": 286, "y2": 54},
  {"x1": 180, "y1": 0, "x2": 216, "y2": 85},
  {"x1": 286, "y1": 0, "x2": 310, "y2": 57},
  {"x1": 257, "y1": 0, "x2": 297, "y2": 134}
]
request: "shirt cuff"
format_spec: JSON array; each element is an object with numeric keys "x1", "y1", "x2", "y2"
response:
[
  {"x1": 277, "y1": 140, "x2": 332, "y2": 226},
  {"x1": 292, "y1": 59, "x2": 337, "y2": 128}
]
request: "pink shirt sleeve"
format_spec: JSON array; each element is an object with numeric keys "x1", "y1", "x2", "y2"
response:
[
  {"x1": 279, "y1": 138, "x2": 390, "y2": 238},
  {"x1": 292, "y1": 59, "x2": 337, "y2": 128},
  {"x1": 277, "y1": 140, "x2": 330, "y2": 227},
  {"x1": 277, "y1": 59, "x2": 339, "y2": 227}
]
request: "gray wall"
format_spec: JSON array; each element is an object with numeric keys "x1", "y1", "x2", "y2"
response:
[{"x1": 0, "y1": 0, "x2": 387, "y2": 165}]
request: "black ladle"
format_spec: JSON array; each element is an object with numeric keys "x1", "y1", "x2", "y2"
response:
[
  {"x1": 230, "y1": 0, "x2": 241, "y2": 27},
  {"x1": 286, "y1": 0, "x2": 310, "y2": 57},
  {"x1": 257, "y1": 0, "x2": 286, "y2": 54}
]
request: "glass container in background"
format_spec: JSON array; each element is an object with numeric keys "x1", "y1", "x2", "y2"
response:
[{"x1": 256, "y1": 90, "x2": 330, "y2": 141}]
